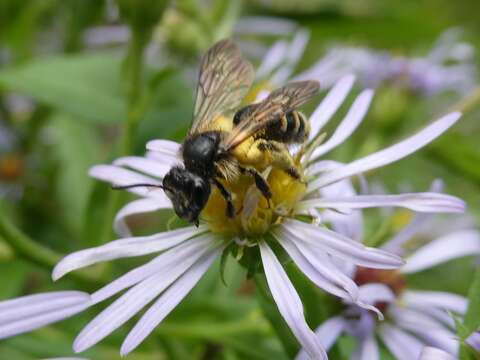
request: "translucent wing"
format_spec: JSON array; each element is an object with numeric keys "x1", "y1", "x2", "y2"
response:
[
  {"x1": 189, "y1": 39, "x2": 255, "y2": 135},
  {"x1": 223, "y1": 80, "x2": 320, "y2": 150}
]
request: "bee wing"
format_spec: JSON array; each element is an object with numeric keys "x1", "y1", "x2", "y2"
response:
[
  {"x1": 189, "y1": 39, "x2": 255, "y2": 135},
  {"x1": 223, "y1": 80, "x2": 320, "y2": 150}
]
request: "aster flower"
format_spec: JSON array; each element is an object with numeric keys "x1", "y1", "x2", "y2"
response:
[
  {"x1": 296, "y1": 189, "x2": 480, "y2": 360},
  {"x1": 294, "y1": 28, "x2": 477, "y2": 95},
  {"x1": 0, "y1": 76, "x2": 465, "y2": 358}
]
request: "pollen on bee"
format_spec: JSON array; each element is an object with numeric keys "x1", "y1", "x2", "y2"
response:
[{"x1": 201, "y1": 165, "x2": 306, "y2": 238}]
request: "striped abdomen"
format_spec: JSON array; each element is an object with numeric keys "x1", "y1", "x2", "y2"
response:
[{"x1": 262, "y1": 111, "x2": 309, "y2": 143}]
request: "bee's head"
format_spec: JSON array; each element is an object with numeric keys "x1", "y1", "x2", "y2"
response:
[{"x1": 162, "y1": 166, "x2": 211, "y2": 226}]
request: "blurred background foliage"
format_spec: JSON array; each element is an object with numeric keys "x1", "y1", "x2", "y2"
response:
[{"x1": 0, "y1": 0, "x2": 480, "y2": 359}]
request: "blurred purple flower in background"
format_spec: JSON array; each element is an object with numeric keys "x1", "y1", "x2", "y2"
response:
[{"x1": 297, "y1": 186, "x2": 480, "y2": 359}]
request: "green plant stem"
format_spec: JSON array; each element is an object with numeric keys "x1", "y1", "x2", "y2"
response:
[{"x1": 0, "y1": 208, "x2": 104, "y2": 287}]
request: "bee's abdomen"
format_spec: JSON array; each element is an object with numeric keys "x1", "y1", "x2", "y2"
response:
[{"x1": 263, "y1": 111, "x2": 309, "y2": 143}]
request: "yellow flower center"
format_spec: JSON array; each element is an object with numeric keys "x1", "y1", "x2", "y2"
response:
[{"x1": 202, "y1": 167, "x2": 306, "y2": 238}]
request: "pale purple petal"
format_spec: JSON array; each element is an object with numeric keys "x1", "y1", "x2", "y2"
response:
[
  {"x1": 114, "y1": 197, "x2": 172, "y2": 237},
  {"x1": 275, "y1": 229, "x2": 358, "y2": 300},
  {"x1": 120, "y1": 249, "x2": 221, "y2": 355},
  {"x1": 283, "y1": 219, "x2": 404, "y2": 269},
  {"x1": 379, "y1": 324, "x2": 424, "y2": 360},
  {"x1": 0, "y1": 292, "x2": 91, "y2": 339},
  {"x1": 259, "y1": 242, "x2": 327, "y2": 360},
  {"x1": 296, "y1": 316, "x2": 345, "y2": 359},
  {"x1": 113, "y1": 156, "x2": 170, "y2": 178},
  {"x1": 307, "y1": 75, "x2": 356, "y2": 141},
  {"x1": 90, "y1": 235, "x2": 215, "y2": 304},
  {"x1": 403, "y1": 290, "x2": 467, "y2": 314},
  {"x1": 89, "y1": 165, "x2": 163, "y2": 198},
  {"x1": 310, "y1": 89, "x2": 374, "y2": 160},
  {"x1": 299, "y1": 193, "x2": 465, "y2": 214},
  {"x1": 74, "y1": 240, "x2": 220, "y2": 353},
  {"x1": 390, "y1": 307, "x2": 459, "y2": 354},
  {"x1": 382, "y1": 213, "x2": 432, "y2": 255},
  {"x1": 419, "y1": 346, "x2": 456, "y2": 360},
  {"x1": 358, "y1": 283, "x2": 395, "y2": 305},
  {"x1": 145, "y1": 139, "x2": 180, "y2": 157},
  {"x1": 402, "y1": 229, "x2": 480, "y2": 274},
  {"x1": 256, "y1": 40, "x2": 289, "y2": 79},
  {"x1": 53, "y1": 226, "x2": 204, "y2": 280},
  {"x1": 307, "y1": 112, "x2": 462, "y2": 191},
  {"x1": 466, "y1": 331, "x2": 480, "y2": 351},
  {"x1": 352, "y1": 334, "x2": 379, "y2": 360}
]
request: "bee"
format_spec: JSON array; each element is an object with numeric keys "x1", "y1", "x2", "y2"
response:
[{"x1": 116, "y1": 40, "x2": 319, "y2": 226}]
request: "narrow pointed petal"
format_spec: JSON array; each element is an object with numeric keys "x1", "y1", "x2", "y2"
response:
[
  {"x1": 358, "y1": 283, "x2": 395, "y2": 305},
  {"x1": 299, "y1": 193, "x2": 465, "y2": 213},
  {"x1": 310, "y1": 89, "x2": 373, "y2": 160},
  {"x1": 284, "y1": 219, "x2": 404, "y2": 269},
  {"x1": 234, "y1": 16, "x2": 297, "y2": 36},
  {"x1": 259, "y1": 242, "x2": 327, "y2": 360},
  {"x1": 382, "y1": 213, "x2": 432, "y2": 255},
  {"x1": 74, "y1": 240, "x2": 219, "y2": 353},
  {"x1": 402, "y1": 290, "x2": 467, "y2": 314},
  {"x1": 296, "y1": 316, "x2": 345, "y2": 359},
  {"x1": 402, "y1": 229, "x2": 480, "y2": 274},
  {"x1": 256, "y1": 40, "x2": 289, "y2": 79},
  {"x1": 308, "y1": 75, "x2": 356, "y2": 141},
  {"x1": 378, "y1": 324, "x2": 424, "y2": 360},
  {"x1": 90, "y1": 235, "x2": 215, "y2": 304},
  {"x1": 53, "y1": 226, "x2": 204, "y2": 280},
  {"x1": 120, "y1": 249, "x2": 220, "y2": 356},
  {"x1": 0, "y1": 292, "x2": 91, "y2": 339},
  {"x1": 308, "y1": 112, "x2": 462, "y2": 192},
  {"x1": 145, "y1": 139, "x2": 180, "y2": 157},
  {"x1": 89, "y1": 165, "x2": 163, "y2": 198},
  {"x1": 275, "y1": 230, "x2": 356, "y2": 300},
  {"x1": 466, "y1": 331, "x2": 480, "y2": 351},
  {"x1": 113, "y1": 156, "x2": 170, "y2": 178},
  {"x1": 114, "y1": 197, "x2": 172, "y2": 237},
  {"x1": 352, "y1": 334, "x2": 379, "y2": 360},
  {"x1": 419, "y1": 347, "x2": 456, "y2": 360}
]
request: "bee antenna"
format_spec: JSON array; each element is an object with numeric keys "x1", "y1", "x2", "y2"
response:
[{"x1": 112, "y1": 183, "x2": 164, "y2": 190}]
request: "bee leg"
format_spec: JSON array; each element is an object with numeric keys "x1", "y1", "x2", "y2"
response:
[
  {"x1": 213, "y1": 179, "x2": 235, "y2": 218},
  {"x1": 240, "y1": 166, "x2": 272, "y2": 200},
  {"x1": 255, "y1": 140, "x2": 302, "y2": 180}
]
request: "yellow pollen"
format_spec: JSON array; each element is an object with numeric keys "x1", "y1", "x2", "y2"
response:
[{"x1": 202, "y1": 167, "x2": 306, "y2": 238}]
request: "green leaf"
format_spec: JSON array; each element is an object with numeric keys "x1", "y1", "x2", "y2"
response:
[
  {"x1": 460, "y1": 269, "x2": 480, "y2": 360},
  {"x1": 0, "y1": 52, "x2": 125, "y2": 123}
]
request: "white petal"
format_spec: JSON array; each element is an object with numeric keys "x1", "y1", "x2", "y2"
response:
[
  {"x1": 296, "y1": 316, "x2": 345, "y2": 360},
  {"x1": 308, "y1": 75, "x2": 356, "y2": 141},
  {"x1": 382, "y1": 213, "x2": 432, "y2": 255},
  {"x1": 308, "y1": 112, "x2": 462, "y2": 191},
  {"x1": 402, "y1": 290, "x2": 467, "y2": 314},
  {"x1": 299, "y1": 193, "x2": 465, "y2": 213},
  {"x1": 0, "y1": 292, "x2": 91, "y2": 339},
  {"x1": 256, "y1": 40, "x2": 289, "y2": 79},
  {"x1": 74, "y1": 239, "x2": 219, "y2": 353},
  {"x1": 145, "y1": 150, "x2": 180, "y2": 166},
  {"x1": 352, "y1": 334, "x2": 379, "y2": 360},
  {"x1": 276, "y1": 229, "x2": 357, "y2": 300},
  {"x1": 120, "y1": 249, "x2": 221, "y2": 355},
  {"x1": 419, "y1": 346, "x2": 456, "y2": 360},
  {"x1": 89, "y1": 164, "x2": 163, "y2": 198},
  {"x1": 113, "y1": 156, "x2": 170, "y2": 178},
  {"x1": 402, "y1": 229, "x2": 480, "y2": 274},
  {"x1": 259, "y1": 242, "x2": 327, "y2": 360},
  {"x1": 378, "y1": 324, "x2": 424, "y2": 360},
  {"x1": 90, "y1": 234, "x2": 215, "y2": 304},
  {"x1": 284, "y1": 219, "x2": 404, "y2": 269},
  {"x1": 114, "y1": 197, "x2": 172, "y2": 237},
  {"x1": 358, "y1": 283, "x2": 395, "y2": 305},
  {"x1": 53, "y1": 226, "x2": 204, "y2": 280},
  {"x1": 145, "y1": 139, "x2": 180, "y2": 157},
  {"x1": 310, "y1": 89, "x2": 373, "y2": 160}
]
